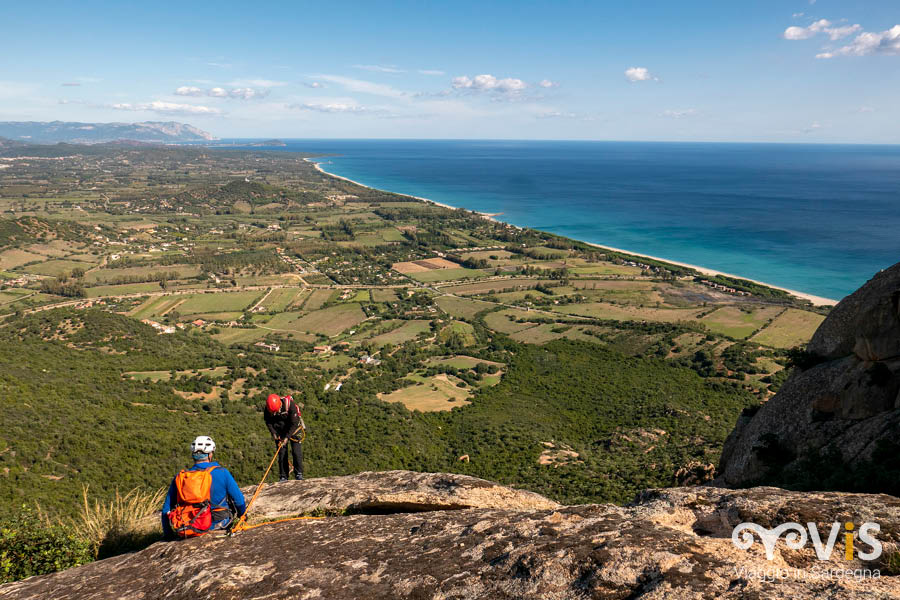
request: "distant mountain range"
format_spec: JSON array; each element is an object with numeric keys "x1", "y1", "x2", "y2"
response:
[{"x1": 0, "y1": 121, "x2": 216, "y2": 144}]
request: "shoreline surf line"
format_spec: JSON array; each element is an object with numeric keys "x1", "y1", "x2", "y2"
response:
[{"x1": 305, "y1": 158, "x2": 838, "y2": 306}]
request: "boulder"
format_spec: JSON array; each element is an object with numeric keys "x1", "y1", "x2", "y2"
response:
[
  {"x1": 2, "y1": 476, "x2": 898, "y2": 599},
  {"x1": 718, "y1": 262, "x2": 900, "y2": 488},
  {"x1": 807, "y1": 262, "x2": 900, "y2": 362},
  {"x1": 242, "y1": 470, "x2": 561, "y2": 521}
]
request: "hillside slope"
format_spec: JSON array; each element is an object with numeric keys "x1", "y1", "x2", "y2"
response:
[{"x1": 0, "y1": 308, "x2": 753, "y2": 514}]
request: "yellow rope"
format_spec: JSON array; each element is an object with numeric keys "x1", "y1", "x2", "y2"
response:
[
  {"x1": 233, "y1": 515, "x2": 324, "y2": 532},
  {"x1": 229, "y1": 425, "x2": 306, "y2": 535}
]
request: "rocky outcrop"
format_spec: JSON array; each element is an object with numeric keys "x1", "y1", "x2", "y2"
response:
[
  {"x1": 2, "y1": 473, "x2": 899, "y2": 599},
  {"x1": 243, "y1": 470, "x2": 560, "y2": 520},
  {"x1": 718, "y1": 262, "x2": 900, "y2": 488}
]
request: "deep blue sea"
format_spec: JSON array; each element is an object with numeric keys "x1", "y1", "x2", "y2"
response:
[{"x1": 225, "y1": 139, "x2": 900, "y2": 300}]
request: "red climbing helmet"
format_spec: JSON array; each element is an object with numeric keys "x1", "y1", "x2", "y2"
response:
[{"x1": 266, "y1": 393, "x2": 282, "y2": 413}]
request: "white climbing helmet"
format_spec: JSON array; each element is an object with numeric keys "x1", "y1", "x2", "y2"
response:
[{"x1": 190, "y1": 435, "x2": 216, "y2": 455}]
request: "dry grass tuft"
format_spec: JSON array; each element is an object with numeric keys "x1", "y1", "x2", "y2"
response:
[{"x1": 69, "y1": 485, "x2": 166, "y2": 557}]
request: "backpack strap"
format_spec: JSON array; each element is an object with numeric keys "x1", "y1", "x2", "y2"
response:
[{"x1": 203, "y1": 465, "x2": 228, "y2": 512}]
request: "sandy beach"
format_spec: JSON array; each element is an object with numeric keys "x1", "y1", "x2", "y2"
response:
[{"x1": 306, "y1": 159, "x2": 839, "y2": 307}]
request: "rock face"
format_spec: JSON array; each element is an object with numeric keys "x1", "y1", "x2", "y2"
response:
[
  {"x1": 243, "y1": 470, "x2": 561, "y2": 520},
  {"x1": 2, "y1": 472, "x2": 899, "y2": 599},
  {"x1": 718, "y1": 262, "x2": 900, "y2": 488}
]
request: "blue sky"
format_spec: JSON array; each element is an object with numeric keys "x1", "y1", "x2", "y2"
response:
[{"x1": 1, "y1": 0, "x2": 899, "y2": 141}]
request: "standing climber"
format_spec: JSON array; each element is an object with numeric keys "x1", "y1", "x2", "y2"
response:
[
  {"x1": 264, "y1": 393, "x2": 305, "y2": 482},
  {"x1": 162, "y1": 435, "x2": 246, "y2": 539}
]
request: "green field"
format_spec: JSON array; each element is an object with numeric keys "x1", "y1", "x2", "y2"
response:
[
  {"x1": 0, "y1": 249, "x2": 45, "y2": 270},
  {"x1": 0, "y1": 289, "x2": 34, "y2": 305},
  {"x1": 408, "y1": 267, "x2": 489, "y2": 283},
  {"x1": 552, "y1": 302, "x2": 704, "y2": 323},
  {"x1": 263, "y1": 287, "x2": 306, "y2": 312},
  {"x1": 175, "y1": 291, "x2": 263, "y2": 315},
  {"x1": 84, "y1": 265, "x2": 201, "y2": 283},
  {"x1": 377, "y1": 374, "x2": 471, "y2": 412},
  {"x1": 184, "y1": 312, "x2": 245, "y2": 322},
  {"x1": 303, "y1": 289, "x2": 335, "y2": 310},
  {"x1": 211, "y1": 327, "x2": 269, "y2": 345},
  {"x1": 439, "y1": 320, "x2": 476, "y2": 346},
  {"x1": 426, "y1": 355, "x2": 504, "y2": 370},
  {"x1": 129, "y1": 295, "x2": 185, "y2": 319},
  {"x1": 85, "y1": 283, "x2": 163, "y2": 297},
  {"x1": 22, "y1": 259, "x2": 93, "y2": 276},
  {"x1": 751, "y1": 308, "x2": 826, "y2": 348},
  {"x1": 371, "y1": 288, "x2": 399, "y2": 303},
  {"x1": 286, "y1": 303, "x2": 367, "y2": 336},
  {"x1": 370, "y1": 320, "x2": 432, "y2": 346},
  {"x1": 255, "y1": 312, "x2": 320, "y2": 341},
  {"x1": 568, "y1": 264, "x2": 642, "y2": 276},
  {"x1": 510, "y1": 323, "x2": 568, "y2": 344},
  {"x1": 700, "y1": 306, "x2": 784, "y2": 339},
  {"x1": 483, "y1": 308, "x2": 538, "y2": 334},
  {"x1": 435, "y1": 295, "x2": 493, "y2": 319},
  {"x1": 440, "y1": 279, "x2": 555, "y2": 295}
]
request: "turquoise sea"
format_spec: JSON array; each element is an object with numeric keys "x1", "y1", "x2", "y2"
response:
[{"x1": 228, "y1": 140, "x2": 900, "y2": 300}]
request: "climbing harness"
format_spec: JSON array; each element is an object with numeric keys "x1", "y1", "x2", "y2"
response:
[{"x1": 227, "y1": 425, "x2": 319, "y2": 535}]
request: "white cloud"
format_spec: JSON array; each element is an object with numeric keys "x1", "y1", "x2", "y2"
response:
[
  {"x1": 228, "y1": 79, "x2": 287, "y2": 88},
  {"x1": 538, "y1": 79, "x2": 559, "y2": 88},
  {"x1": 175, "y1": 86, "x2": 204, "y2": 97},
  {"x1": 175, "y1": 86, "x2": 269, "y2": 99},
  {"x1": 825, "y1": 24, "x2": 863, "y2": 40},
  {"x1": 229, "y1": 87, "x2": 266, "y2": 99},
  {"x1": 784, "y1": 19, "x2": 861, "y2": 42},
  {"x1": 303, "y1": 82, "x2": 325, "y2": 88},
  {"x1": 535, "y1": 110, "x2": 598, "y2": 122},
  {"x1": 856, "y1": 106, "x2": 875, "y2": 113},
  {"x1": 314, "y1": 74, "x2": 407, "y2": 98},
  {"x1": 660, "y1": 108, "x2": 698, "y2": 118},
  {"x1": 290, "y1": 102, "x2": 378, "y2": 114},
  {"x1": 61, "y1": 82, "x2": 81, "y2": 87},
  {"x1": 111, "y1": 101, "x2": 222, "y2": 115},
  {"x1": 418, "y1": 69, "x2": 445, "y2": 76},
  {"x1": 353, "y1": 64, "x2": 404, "y2": 73},
  {"x1": 784, "y1": 19, "x2": 831, "y2": 40},
  {"x1": 451, "y1": 74, "x2": 528, "y2": 93},
  {"x1": 536, "y1": 110, "x2": 576, "y2": 119},
  {"x1": 818, "y1": 24, "x2": 900, "y2": 58},
  {"x1": 624, "y1": 67, "x2": 655, "y2": 82}
]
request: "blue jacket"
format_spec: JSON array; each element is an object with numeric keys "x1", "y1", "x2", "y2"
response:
[{"x1": 161, "y1": 461, "x2": 246, "y2": 535}]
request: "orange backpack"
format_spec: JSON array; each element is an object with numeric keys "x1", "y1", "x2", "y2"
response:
[{"x1": 167, "y1": 465, "x2": 219, "y2": 538}]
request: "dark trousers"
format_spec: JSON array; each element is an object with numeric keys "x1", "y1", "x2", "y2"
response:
[{"x1": 277, "y1": 438, "x2": 303, "y2": 479}]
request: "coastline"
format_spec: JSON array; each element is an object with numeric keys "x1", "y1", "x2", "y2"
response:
[{"x1": 305, "y1": 158, "x2": 838, "y2": 307}]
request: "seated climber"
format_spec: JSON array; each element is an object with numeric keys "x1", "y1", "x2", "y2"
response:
[{"x1": 162, "y1": 435, "x2": 246, "y2": 539}]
